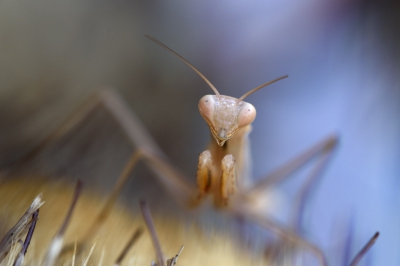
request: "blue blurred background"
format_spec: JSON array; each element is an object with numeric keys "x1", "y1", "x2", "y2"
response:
[{"x1": 0, "y1": 0, "x2": 399, "y2": 265}]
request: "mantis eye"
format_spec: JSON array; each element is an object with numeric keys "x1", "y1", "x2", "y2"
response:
[
  {"x1": 198, "y1": 95, "x2": 215, "y2": 121},
  {"x1": 237, "y1": 103, "x2": 256, "y2": 128}
]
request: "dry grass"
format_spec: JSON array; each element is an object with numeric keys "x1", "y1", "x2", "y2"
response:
[{"x1": 0, "y1": 178, "x2": 273, "y2": 266}]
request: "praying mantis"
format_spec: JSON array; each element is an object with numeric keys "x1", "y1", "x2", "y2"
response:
[
  {"x1": 141, "y1": 35, "x2": 337, "y2": 265},
  {"x1": 2, "y1": 35, "x2": 340, "y2": 265}
]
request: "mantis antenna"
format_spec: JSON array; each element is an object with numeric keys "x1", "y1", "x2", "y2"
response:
[
  {"x1": 145, "y1": 35, "x2": 220, "y2": 96},
  {"x1": 237, "y1": 75, "x2": 288, "y2": 103},
  {"x1": 145, "y1": 35, "x2": 288, "y2": 103}
]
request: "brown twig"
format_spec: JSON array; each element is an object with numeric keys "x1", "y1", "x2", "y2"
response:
[
  {"x1": 13, "y1": 209, "x2": 39, "y2": 266},
  {"x1": 113, "y1": 227, "x2": 144, "y2": 266},
  {"x1": 166, "y1": 246, "x2": 184, "y2": 266},
  {"x1": 0, "y1": 194, "x2": 43, "y2": 262},
  {"x1": 43, "y1": 180, "x2": 83, "y2": 266},
  {"x1": 140, "y1": 200, "x2": 165, "y2": 266},
  {"x1": 349, "y1": 232, "x2": 380, "y2": 266}
]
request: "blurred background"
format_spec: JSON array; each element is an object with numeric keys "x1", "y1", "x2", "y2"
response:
[{"x1": 0, "y1": 0, "x2": 399, "y2": 265}]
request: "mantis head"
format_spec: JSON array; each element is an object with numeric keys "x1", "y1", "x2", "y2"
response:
[
  {"x1": 146, "y1": 35, "x2": 287, "y2": 146},
  {"x1": 197, "y1": 74, "x2": 288, "y2": 146},
  {"x1": 198, "y1": 95, "x2": 256, "y2": 146}
]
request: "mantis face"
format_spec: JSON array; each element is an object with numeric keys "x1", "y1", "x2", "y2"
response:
[{"x1": 198, "y1": 95, "x2": 256, "y2": 146}]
